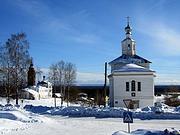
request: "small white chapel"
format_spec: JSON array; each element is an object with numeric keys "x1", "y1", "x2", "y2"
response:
[{"x1": 108, "y1": 19, "x2": 156, "y2": 108}]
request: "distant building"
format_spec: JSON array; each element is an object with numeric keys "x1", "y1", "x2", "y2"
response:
[
  {"x1": 21, "y1": 63, "x2": 52, "y2": 99},
  {"x1": 108, "y1": 19, "x2": 156, "y2": 108},
  {"x1": 36, "y1": 76, "x2": 52, "y2": 99},
  {"x1": 27, "y1": 60, "x2": 35, "y2": 86}
]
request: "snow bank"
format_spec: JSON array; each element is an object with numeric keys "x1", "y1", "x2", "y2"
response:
[
  {"x1": 112, "y1": 129, "x2": 180, "y2": 135},
  {"x1": 0, "y1": 104, "x2": 41, "y2": 123},
  {"x1": 24, "y1": 102, "x2": 180, "y2": 119},
  {"x1": 24, "y1": 105, "x2": 126, "y2": 118},
  {"x1": 134, "y1": 103, "x2": 180, "y2": 120},
  {"x1": 175, "y1": 105, "x2": 180, "y2": 112}
]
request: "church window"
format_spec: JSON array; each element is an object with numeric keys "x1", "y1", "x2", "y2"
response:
[
  {"x1": 115, "y1": 101, "x2": 118, "y2": 104},
  {"x1": 138, "y1": 82, "x2": 141, "y2": 91},
  {"x1": 126, "y1": 82, "x2": 129, "y2": 91},
  {"x1": 131, "y1": 80, "x2": 135, "y2": 91},
  {"x1": 128, "y1": 44, "x2": 131, "y2": 50}
]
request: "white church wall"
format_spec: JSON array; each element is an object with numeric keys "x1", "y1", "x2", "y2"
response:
[
  {"x1": 109, "y1": 77, "x2": 114, "y2": 107},
  {"x1": 139, "y1": 98, "x2": 154, "y2": 108},
  {"x1": 37, "y1": 85, "x2": 52, "y2": 99},
  {"x1": 113, "y1": 98, "x2": 154, "y2": 108},
  {"x1": 111, "y1": 73, "x2": 154, "y2": 108}
]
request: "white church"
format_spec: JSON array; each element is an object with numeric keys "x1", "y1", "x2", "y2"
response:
[{"x1": 108, "y1": 20, "x2": 156, "y2": 109}]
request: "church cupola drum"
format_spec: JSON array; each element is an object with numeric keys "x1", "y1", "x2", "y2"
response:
[
  {"x1": 27, "y1": 60, "x2": 36, "y2": 86},
  {"x1": 108, "y1": 18, "x2": 156, "y2": 108}
]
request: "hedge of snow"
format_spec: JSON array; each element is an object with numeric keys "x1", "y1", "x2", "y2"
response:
[{"x1": 24, "y1": 103, "x2": 180, "y2": 120}]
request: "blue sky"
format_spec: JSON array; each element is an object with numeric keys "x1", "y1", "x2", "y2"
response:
[{"x1": 0, "y1": 0, "x2": 180, "y2": 85}]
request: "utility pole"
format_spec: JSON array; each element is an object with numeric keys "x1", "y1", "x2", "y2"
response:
[{"x1": 103, "y1": 62, "x2": 107, "y2": 107}]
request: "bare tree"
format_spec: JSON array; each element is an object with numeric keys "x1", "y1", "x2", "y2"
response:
[
  {"x1": 65, "y1": 62, "x2": 76, "y2": 106},
  {"x1": 57, "y1": 61, "x2": 67, "y2": 106},
  {"x1": 48, "y1": 60, "x2": 76, "y2": 106},
  {"x1": 36, "y1": 66, "x2": 43, "y2": 83},
  {"x1": 49, "y1": 64, "x2": 59, "y2": 107},
  {"x1": 0, "y1": 33, "x2": 31, "y2": 104}
]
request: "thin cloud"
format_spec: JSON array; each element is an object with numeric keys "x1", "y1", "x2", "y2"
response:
[
  {"x1": 140, "y1": 0, "x2": 166, "y2": 16},
  {"x1": 137, "y1": 21, "x2": 180, "y2": 56},
  {"x1": 33, "y1": 67, "x2": 180, "y2": 85},
  {"x1": 11, "y1": 0, "x2": 71, "y2": 32},
  {"x1": 33, "y1": 67, "x2": 105, "y2": 85},
  {"x1": 13, "y1": 0, "x2": 51, "y2": 19},
  {"x1": 76, "y1": 72, "x2": 104, "y2": 84},
  {"x1": 155, "y1": 72, "x2": 180, "y2": 85},
  {"x1": 11, "y1": 0, "x2": 105, "y2": 45},
  {"x1": 71, "y1": 34, "x2": 102, "y2": 44}
]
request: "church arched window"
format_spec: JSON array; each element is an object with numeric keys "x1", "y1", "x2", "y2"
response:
[
  {"x1": 126, "y1": 82, "x2": 129, "y2": 91},
  {"x1": 131, "y1": 80, "x2": 135, "y2": 91},
  {"x1": 128, "y1": 44, "x2": 131, "y2": 50},
  {"x1": 138, "y1": 82, "x2": 141, "y2": 91}
]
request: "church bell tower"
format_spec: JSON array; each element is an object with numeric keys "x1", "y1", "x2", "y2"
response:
[
  {"x1": 27, "y1": 59, "x2": 36, "y2": 86},
  {"x1": 121, "y1": 17, "x2": 136, "y2": 56},
  {"x1": 108, "y1": 18, "x2": 155, "y2": 108}
]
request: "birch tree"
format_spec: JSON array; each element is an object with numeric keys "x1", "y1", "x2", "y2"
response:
[
  {"x1": 65, "y1": 62, "x2": 76, "y2": 106},
  {"x1": 48, "y1": 60, "x2": 76, "y2": 106},
  {"x1": 0, "y1": 33, "x2": 31, "y2": 104}
]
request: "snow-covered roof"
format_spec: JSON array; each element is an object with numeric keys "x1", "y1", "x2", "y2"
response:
[
  {"x1": 23, "y1": 88, "x2": 39, "y2": 96},
  {"x1": 113, "y1": 63, "x2": 154, "y2": 72},
  {"x1": 109, "y1": 54, "x2": 151, "y2": 65},
  {"x1": 55, "y1": 93, "x2": 62, "y2": 98}
]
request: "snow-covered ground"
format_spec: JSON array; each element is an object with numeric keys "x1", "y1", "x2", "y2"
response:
[
  {"x1": 1, "y1": 114, "x2": 180, "y2": 135},
  {"x1": 0, "y1": 97, "x2": 180, "y2": 135}
]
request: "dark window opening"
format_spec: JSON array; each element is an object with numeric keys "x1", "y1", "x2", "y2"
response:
[
  {"x1": 128, "y1": 44, "x2": 131, "y2": 50},
  {"x1": 138, "y1": 82, "x2": 141, "y2": 91},
  {"x1": 131, "y1": 80, "x2": 135, "y2": 91},
  {"x1": 115, "y1": 101, "x2": 118, "y2": 104},
  {"x1": 126, "y1": 82, "x2": 129, "y2": 91}
]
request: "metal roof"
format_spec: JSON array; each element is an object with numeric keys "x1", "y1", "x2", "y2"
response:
[{"x1": 109, "y1": 54, "x2": 151, "y2": 65}]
